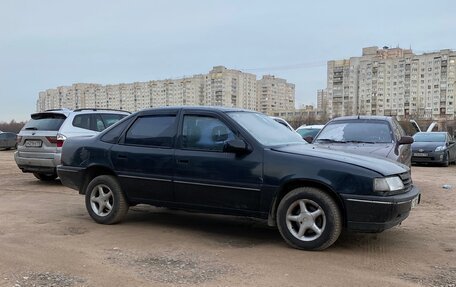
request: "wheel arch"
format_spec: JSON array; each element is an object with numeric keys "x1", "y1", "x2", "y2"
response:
[
  {"x1": 79, "y1": 164, "x2": 117, "y2": 195},
  {"x1": 267, "y1": 179, "x2": 346, "y2": 227}
]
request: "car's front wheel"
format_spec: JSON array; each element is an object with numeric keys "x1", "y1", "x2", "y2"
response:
[
  {"x1": 33, "y1": 172, "x2": 57, "y2": 181},
  {"x1": 85, "y1": 175, "x2": 129, "y2": 224},
  {"x1": 276, "y1": 187, "x2": 342, "y2": 251}
]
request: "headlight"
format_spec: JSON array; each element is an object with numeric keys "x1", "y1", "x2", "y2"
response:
[
  {"x1": 435, "y1": 146, "x2": 446, "y2": 152},
  {"x1": 374, "y1": 176, "x2": 404, "y2": 192}
]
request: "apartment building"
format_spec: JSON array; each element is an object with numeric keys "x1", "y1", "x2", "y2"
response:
[
  {"x1": 36, "y1": 66, "x2": 295, "y2": 115},
  {"x1": 257, "y1": 75, "x2": 295, "y2": 115},
  {"x1": 326, "y1": 46, "x2": 456, "y2": 120}
]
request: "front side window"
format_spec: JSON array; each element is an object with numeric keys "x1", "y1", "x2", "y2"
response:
[
  {"x1": 125, "y1": 115, "x2": 176, "y2": 147},
  {"x1": 315, "y1": 121, "x2": 393, "y2": 144},
  {"x1": 228, "y1": 112, "x2": 303, "y2": 146},
  {"x1": 181, "y1": 115, "x2": 235, "y2": 151}
]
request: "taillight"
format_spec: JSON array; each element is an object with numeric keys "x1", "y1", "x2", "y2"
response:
[
  {"x1": 46, "y1": 134, "x2": 67, "y2": 147},
  {"x1": 56, "y1": 134, "x2": 67, "y2": 147}
]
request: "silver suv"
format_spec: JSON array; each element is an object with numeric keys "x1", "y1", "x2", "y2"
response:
[{"x1": 15, "y1": 108, "x2": 129, "y2": 181}]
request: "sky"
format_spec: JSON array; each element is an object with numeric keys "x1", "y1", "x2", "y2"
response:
[{"x1": 1, "y1": 0, "x2": 456, "y2": 122}]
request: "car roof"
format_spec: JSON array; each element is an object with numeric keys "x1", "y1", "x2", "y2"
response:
[
  {"x1": 415, "y1": 131, "x2": 447, "y2": 135},
  {"x1": 331, "y1": 115, "x2": 392, "y2": 121},
  {"x1": 297, "y1": 125, "x2": 324, "y2": 129},
  {"x1": 32, "y1": 108, "x2": 130, "y2": 118},
  {"x1": 137, "y1": 106, "x2": 252, "y2": 114}
]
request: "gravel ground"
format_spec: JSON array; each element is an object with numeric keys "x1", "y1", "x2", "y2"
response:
[{"x1": 0, "y1": 150, "x2": 455, "y2": 287}]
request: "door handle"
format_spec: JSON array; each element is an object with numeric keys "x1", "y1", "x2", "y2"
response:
[
  {"x1": 117, "y1": 154, "x2": 127, "y2": 159},
  {"x1": 177, "y1": 159, "x2": 189, "y2": 164}
]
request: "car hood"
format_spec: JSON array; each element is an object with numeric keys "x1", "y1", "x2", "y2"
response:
[
  {"x1": 313, "y1": 142, "x2": 395, "y2": 158},
  {"x1": 412, "y1": 142, "x2": 444, "y2": 151},
  {"x1": 271, "y1": 144, "x2": 408, "y2": 176}
]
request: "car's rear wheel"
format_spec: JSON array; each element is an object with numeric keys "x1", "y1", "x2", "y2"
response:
[
  {"x1": 85, "y1": 175, "x2": 129, "y2": 224},
  {"x1": 33, "y1": 172, "x2": 58, "y2": 181},
  {"x1": 277, "y1": 187, "x2": 342, "y2": 251}
]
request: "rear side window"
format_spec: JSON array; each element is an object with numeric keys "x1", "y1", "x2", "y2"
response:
[
  {"x1": 23, "y1": 113, "x2": 66, "y2": 131},
  {"x1": 73, "y1": 114, "x2": 127, "y2": 132},
  {"x1": 100, "y1": 116, "x2": 134, "y2": 144},
  {"x1": 125, "y1": 116, "x2": 177, "y2": 147}
]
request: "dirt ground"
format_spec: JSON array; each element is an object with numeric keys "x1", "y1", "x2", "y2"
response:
[{"x1": 0, "y1": 149, "x2": 455, "y2": 287}]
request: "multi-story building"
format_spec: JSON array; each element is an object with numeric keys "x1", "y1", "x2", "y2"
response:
[
  {"x1": 326, "y1": 46, "x2": 456, "y2": 120},
  {"x1": 204, "y1": 66, "x2": 257, "y2": 110},
  {"x1": 36, "y1": 66, "x2": 295, "y2": 115},
  {"x1": 257, "y1": 75, "x2": 295, "y2": 115}
]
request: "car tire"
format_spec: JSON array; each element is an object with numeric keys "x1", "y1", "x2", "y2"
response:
[
  {"x1": 276, "y1": 187, "x2": 342, "y2": 251},
  {"x1": 85, "y1": 175, "x2": 129, "y2": 224},
  {"x1": 33, "y1": 172, "x2": 58, "y2": 181}
]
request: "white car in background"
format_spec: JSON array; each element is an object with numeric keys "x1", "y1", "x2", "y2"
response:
[
  {"x1": 296, "y1": 125, "x2": 325, "y2": 143},
  {"x1": 270, "y1": 116, "x2": 294, "y2": 131},
  {"x1": 15, "y1": 108, "x2": 130, "y2": 181}
]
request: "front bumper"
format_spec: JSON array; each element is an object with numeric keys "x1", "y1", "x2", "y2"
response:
[
  {"x1": 57, "y1": 165, "x2": 85, "y2": 192},
  {"x1": 341, "y1": 186, "x2": 420, "y2": 233},
  {"x1": 412, "y1": 151, "x2": 446, "y2": 164},
  {"x1": 14, "y1": 151, "x2": 61, "y2": 174}
]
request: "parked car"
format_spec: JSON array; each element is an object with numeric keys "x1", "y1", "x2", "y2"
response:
[
  {"x1": 296, "y1": 125, "x2": 324, "y2": 143},
  {"x1": 57, "y1": 107, "x2": 419, "y2": 251},
  {"x1": 411, "y1": 132, "x2": 456, "y2": 166},
  {"x1": 271, "y1": 116, "x2": 294, "y2": 131},
  {"x1": 0, "y1": 132, "x2": 17, "y2": 150},
  {"x1": 15, "y1": 108, "x2": 129, "y2": 181},
  {"x1": 312, "y1": 116, "x2": 414, "y2": 167}
]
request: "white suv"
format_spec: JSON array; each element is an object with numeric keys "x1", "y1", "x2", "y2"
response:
[{"x1": 15, "y1": 108, "x2": 130, "y2": 181}]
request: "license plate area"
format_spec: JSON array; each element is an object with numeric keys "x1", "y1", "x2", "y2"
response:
[
  {"x1": 413, "y1": 152, "x2": 428, "y2": 157},
  {"x1": 25, "y1": 140, "x2": 42, "y2": 147}
]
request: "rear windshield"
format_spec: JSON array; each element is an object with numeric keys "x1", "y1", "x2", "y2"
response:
[
  {"x1": 297, "y1": 128, "x2": 321, "y2": 138},
  {"x1": 23, "y1": 113, "x2": 66, "y2": 131}
]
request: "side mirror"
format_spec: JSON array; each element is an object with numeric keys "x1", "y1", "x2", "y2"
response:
[
  {"x1": 394, "y1": 136, "x2": 413, "y2": 155},
  {"x1": 223, "y1": 139, "x2": 250, "y2": 154},
  {"x1": 398, "y1": 136, "x2": 413, "y2": 145},
  {"x1": 303, "y1": 136, "x2": 313, "y2": 143}
]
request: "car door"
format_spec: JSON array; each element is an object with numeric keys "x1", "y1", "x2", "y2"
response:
[
  {"x1": 173, "y1": 111, "x2": 263, "y2": 212},
  {"x1": 110, "y1": 112, "x2": 178, "y2": 202}
]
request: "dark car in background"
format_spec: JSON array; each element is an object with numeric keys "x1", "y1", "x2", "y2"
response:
[
  {"x1": 57, "y1": 107, "x2": 419, "y2": 251},
  {"x1": 312, "y1": 116, "x2": 414, "y2": 167},
  {"x1": 0, "y1": 132, "x2": 17, "y2": 150},
  {"x1": 412, "y1": 132, "x2": 456, "y2": 166}
]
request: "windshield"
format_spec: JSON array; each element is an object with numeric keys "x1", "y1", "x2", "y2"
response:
[
  {"x1": 413, "y1": 133, "x2": 446, "y2": 142},
  {"x1": 228, "y1": 112, "x2": 304, "y2": 146},
  {"x1": 315, "y1": 121, "x2": 393, "y2": 144}
]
